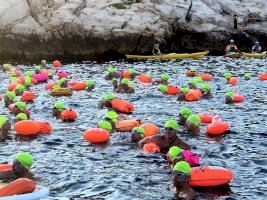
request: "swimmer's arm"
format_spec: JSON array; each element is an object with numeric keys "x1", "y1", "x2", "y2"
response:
[{"x1": 138, "y1": 135, "x2": 161, "y2": 149}]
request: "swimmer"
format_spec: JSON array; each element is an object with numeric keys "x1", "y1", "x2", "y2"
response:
[
  {"x1": 128, "y1": 69, "x2": 137, "y2": 79},
  {"x1": 112, "y1": 78, "x2": 119, "y2": 92},
  {"x1": 15, "y1": 84, "x2": 25, "y2": 96},
  {"x1": 178, "y1": 86, "x2": 189, "y2": 101},
  {"x1": 0, "y1": 152, "x2": 34, "y2": 181},
  {"x1": 158, "y1": 85, "x2": 168, "y2": 95},
  {"x1": 41, "y1": 60, "x2": 47, "y2": 67},
  {"x1": 16, "y1": 113, "x2": 28, "y2": 122},
  {"x1": 201, "y1": 83, "x2": 212, "y2": 98},
  {"x1": 131, "y1": 127, "x2": 145, "y2": 142},
  {"x1": 2, "y1": 64, "x2": 10, "y2": 72},
  {"x1": 138, "y1": 120, "x2": 190, "y2": 153},
  {"x1": 172, "y1": 161, "x2": 196, "y2": 200},
  {"x1": 12, "y1": 101, "x2": 29, "y2": 117},
  {"x1": 224, "y1": 72, "x2": 232, "y2": 81},
  {"x1": 4, "y1": 91, "x2": 16, "y2": 107},
  {"x1": 186, "y1": 114, "x2": 201, "y2": 134},
  {"x1": 179, "y1": 108, "x2": 192, "y2": 126},
  {"x1": 57, "y1": 78, "x2": 68, "y2": 88},
  {"x1": 244, "y1": 73, "x2": 251, "y2": 80},
  {"x1": 53, "y1": 102, "x2": 66, "y2": 119},
  {"x1": 158, "y1": 74, "x2": 170, "y2": 85},
  {"x1": 188, "y1": 79, "x2": 198, "y2": 89},
  {"x1": 225, "y1": 91, "x2": 234, "y2": 104},
  {"x1": 186, "y1": 69, "x2": 198, "y2": 77},
  {"x1": 98, "y1": 111, "x2": 118, "y2": 132},
  {"x1": 105, "y1": 66, "x2": 117, "y2": 80},
  {"x1": 98, "y1": 93, "x2": 116, "y2": 109},
  {"x1": 86, "y1": 80, "x2": 95, "y2": 92},
  {"x1": 34, "y1": 66, "x2": 41, "y2": 74},
  {"x1": 24, "y1": 76, "x2": 32, "y2": 90},
  {"x1": 117, "y1": 78, "x2": 134, "y2": 94},
  {"x1": 0, "y1": 116, "x2": 11, "y2": 142}
]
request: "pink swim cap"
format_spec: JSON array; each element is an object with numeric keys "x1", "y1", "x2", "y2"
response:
[{"x1": 183, "y1": 150, "x2": 200, "y2": 167}]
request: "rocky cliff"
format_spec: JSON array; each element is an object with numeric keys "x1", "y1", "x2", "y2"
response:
[{"x1": 0, "y1": 0, "x2": 266, "y2": 61}]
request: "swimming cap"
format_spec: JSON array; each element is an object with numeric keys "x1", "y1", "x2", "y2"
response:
[
  {"x1": 108, "y1": 66, "x2": 116, "y2": 73},
  {"x1": 16, "y1": 113, "x2": 28, "y2": 120},
  {"x1": 25, "y1": 76, "x2": 31, "y2": 86},
  {"x1": 35, "y1": 65, "x2": 41, "y2": 71},
  {"x1": 16, "y1": 84, "x2": 25, "y2": 92},
  {"x1": 129, "y1": 69, "x2": 136, "y2": 75},
  {"x1": 105, "y1": 93, "x2": 115, "y2": 101},
  {"x1": 57, "y1": 78, "x2": 67, "y2": 85},
  {"x1": 201, "y1": 83, "x2": 211, "y2": 91},
  {"x1": 0, "y1": 116, "x2": 9, "y2": 128},
  {"x1": 132, "y1": 127, "x2": 145, "y2": 137},
  {"x1": 15, "y1": 101, "x2": 26, "y2": 111},
  {"x1": 112, "y1": 78, "x2": 118, "y2": 82},
  {"x1": 179, "y1": 108, "x2": 192, "y2": 118},
  {"x1": 165, "y1": 119, "x2": 179, "y2": 130},
  {"x1": 158, "y1": 85, "x2": 167, "y2": 92},
  {"x1": 54, "y1": 102, "x2": 66, "y2": 111},
  {"x1": 181, "y1": 87, "x2": 189, "y2": 94},
  {"x1": 121, "y1": 78, "x2": 130, "y2": 85},
  {"x1": 161, "y1": 74, "x2": 170, "y2": 81},
  {"x1": 195, "y1": 77, "x2": 202, "y2": 83},
  {"x1": 128, "y1": 81, "x2": 134, "y2": 88},
  {"x1": 244, "y1": 73, "x2": 251, "y2": 79},
  {"x1": 15, "y1": 152, "x2": 33, "y2": 170},
  {"x1": 3, "y1": 64, "x2": 9, "y2": 69},
  {"x1": 106, "y1": 111, "x2": 118, "y2": 120},
  {"x1": 98, "y1": 120, "x2": 112, "y2": 132},
  {"x1": 6, "y1": 91, "x2": 16, "y2": 100},
  {"x1": 224, "y1": 72, "x2": 232, "y2": 79},
  {"x1": 187, "y1": 114, "x2": 201, "y2": 126},
  {"x1": 189, "y1": 79, "x2": 198, "y2": 86},
  {"x1": 173, "y1": 161, "x2": 190, "y2": 175},
  {"x1": 168, "y1": 146, "x2": 182, "y2": 160},
  {"x1": 25, "y1": 71, "x2": 32, "y2": 77},
  {"x1": 86, "y1": 80, "x2": 94, "y2": 87},
  {"x1": 10, "y1": 77, "x2": 17, "y2": 82},
  {"x1": 41, "y1": 60, "x2": 47, "y2": 65},
  {"x1": 226, "y1": 91, "x2": 234, "y2": 100}
]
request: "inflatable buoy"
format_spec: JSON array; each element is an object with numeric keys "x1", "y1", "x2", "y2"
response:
[
  {"x1": 31, "y1": 77, "x2": 38, "y2": 85},
  {"x1": 61, "y1": 109, "x2": 78, "y2": 121},
  {"x1": 233, "y1": 93, "x2": 244, "y2": 103},
  {"x1": 115, "y1": 119, "x2": 141, "y2": 132},
  {"x1": 228, "y1": 77, "x2": 238, "y2": 85},
  {"x1": 83, "y1": 128, "x2": 110, "y2": 143},
  {"x1": 57, "y1": 71, "x2": 68, "y2": 78},
  {"x1": 140, "y1": 123, "x2": 159, "y2": 137},
  {"x1": 185, "y1": 89, "x2": 202, "y2": 101},
  {"x1": 137, "y1": 74, "x2": 152, "y2": 83},
  {"x1": 123, "y1": 71, "x2": 131, "y2": 78},
  {"x1": 143, "y1": 143, "x2": 160, "y2": 154},
  {"x1": 258, "y1": 73, "x2": 267, "y2": 81},
  {"x1": 167, "y1": 85, "x2": 180, "y2": 95},
  {"x1": 199, "y1": 113, "x2": 214, "y2": 123},
  {"x1": 206, "y1": 121, "x2": 229, "y2": 135},
  {"x1": 14, "y1": 70, "x2": 21, "y2": 77},
  {"x1": 189, "y1": 166, "x2": 233, "y2": 187},
  {"x1": 201, "y1": 74, "x2": 213, "y2": 81},
  {"x1": 14, "y1": 120, "x2": 40, "y2": 135},
  {"x1": 8, "y1": 83, "x2": 17, "y2": 91},
  {"x1": 0, "y1": 178, "x2": 36, "y2": 198},
  {"x1": 37, "y1": 122, "x2": 52, "y2": 134},
  {"x1": 51, "y1": 88, "x2": 73, "y2": 96},
  {"x1": 45, "y1": 82, "x2": 57, "y2": 90},
  {"x1": 21, "y1": 91, "x2": 36, "y2": 102},
  {"x1": 0, "y1": 164, "x2": 12, "y2": 171},
  {"x1": 71, "y1": 82, "x2": 86, "y2": 91},
  {"x1": 34, "y1": 74, "x2": 48, "y2": 83},
  {"x1": 53, "y1": 60, "x2": 62, "y2": 68},
  {"x1": 68, "y1": 78, "x2": 78, "y2": 86},
  {"x1": 111, "y1": 99, "x2": 135, "y2": 113}
]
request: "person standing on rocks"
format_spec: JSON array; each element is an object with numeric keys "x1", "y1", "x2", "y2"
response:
[
  {"x1": 152, "y1": 43, "x2": 161, "y2": 55},
  {"x1": 234, "y1": 15, "x2": 238, "y2": 29}
]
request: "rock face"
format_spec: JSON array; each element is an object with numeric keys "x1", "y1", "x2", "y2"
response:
[{"x1": 0, "y1": 0, "x2": 266, "y2": 60}]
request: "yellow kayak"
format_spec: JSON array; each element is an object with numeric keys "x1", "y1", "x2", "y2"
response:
[
  {"x1": 225, "y1": 52, "x2": 241, "y2": 58},
  {"x1": 243, "y1": 52, "x2": 266, "y2": 58},
  {"x1": 126, "y1": 51, "x2": 209, "y2": 59}
]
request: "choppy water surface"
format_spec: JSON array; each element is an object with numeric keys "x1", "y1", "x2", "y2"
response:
[{"x1": 0, "y1": 57, "x2": 266, "y2": 200}]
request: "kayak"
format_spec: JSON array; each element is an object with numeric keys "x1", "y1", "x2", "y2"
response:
[
  {"x1": 0, "y1": 185, "x2": 49, "y2": 200},
  {"x1": 225, "y1": 52, "x2": 241, "y2": 58},
  {"x1": 126, "y1": 51, "x2": 209, "y2": 59},
  {"x1": 243, "y1": 52, "x2": 266, "y2": 58}
]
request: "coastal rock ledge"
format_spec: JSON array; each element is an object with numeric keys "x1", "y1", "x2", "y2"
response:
[{"x1": 0, "y1": 0, "x2": 267, "y2": 60}]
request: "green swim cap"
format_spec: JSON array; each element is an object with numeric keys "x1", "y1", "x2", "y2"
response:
[
  {"x1": 86, "y1": 80, "x2": 94, "y2": 87},
  {"x1": 0, "y1": 116, "x2": 9, "y2": 129},
  {"x1": 15, "y1": 101, "x2": 26, "y2": 111},
  {"x1": 187, "y1": 114, "x2": 201, "y2": 126},
  {"x1": 161, "y1": 74, "x2": 170, "y2": 81},
  {"x1": 132, "y1": 127, "x2": 145, "y2": 137},
  {"x1": 16, "y1": 84, "x2": 25, "y2": 92},
  {"x1": 165, "y1": 119, "x2": 179, "y2": 130},
  {"x1": 226, "y1": 91, "x2": 234, "y2": 100},
  {"x1": 128, "y1": 81, "x2": 134, "y2": 88},
  {"x1": 195, "y1": 77, "x2": 202, "y2": 83},
  {"x1": 25, "y1": 71, "x2": 32, "y2": 77},
  {"x1": 108, "y1": 66, "x2": 116, "y2": 73},
  {"x1": 54, "y1": 102, "x2": 66, "y2": 111},
  {"x1": 3, "y1": 64, "x2": 9, "y2": 69},
  {"x1": 181, "y1": 87, "x2": 189, "y2": 94},
  {"x1": 35, "y1": 65, "x2": 41, "y2": 71},
  {"x1": 189, "y1": 79, "x2": 198, "y2": 86},
  {"x1": 225, "y1": 72, "x2": 232, "y2": 79},
  {"x1": 105, "y1": 93, "x2": 115, "y2": 101},
  {"x1": 173, "y1": 161, "x2": 190, "y2": 175},
  {"x1": 179, "y1": 108, "x2": 192, "y2": 118},
  {"x1": 6, "y1": 91, "x2": 16, "y2": 101},
  {"x1": 121, "y1": 78, "x2": 130, "y2": 85},
  {"x1": 41, "y1": 60, "x2": 47, "y2": 65},
  {"x1": 168, "y1": 146, "x2": 182, "y2": 160},
  {"x1": 98, "y1": 120, "x2": 112, "y2": 132},
  {"x1": 16, "y1": 113, "x2": 28, "y2": 120},
  {"x1": 15, "y1": 152, "x2": 33, "y2": 170},
  {"x1": 106, "y1": 111, "x2": 118, "y2": 120},
  {"x1": 25, "y1": 76, "x2": 31, "y2": 86},
  {"x1": 201, "y1": 83, "x2": 211, "y2": 91},
  {"x1": 57, "y1": 78, "x2": 67, "y2": 85},
  {"x1": 10, "y1": 77, "x2": 17, "y2": 82},
  {"x1": 158, "y1": 85, "x2": 167, "y2": 92},
  {"x1": 129, "y1": 69, "x2": 136, "y2": 75},
  {"x1": 244, "y1": 73, "x2": 251, "y2": 79}
]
